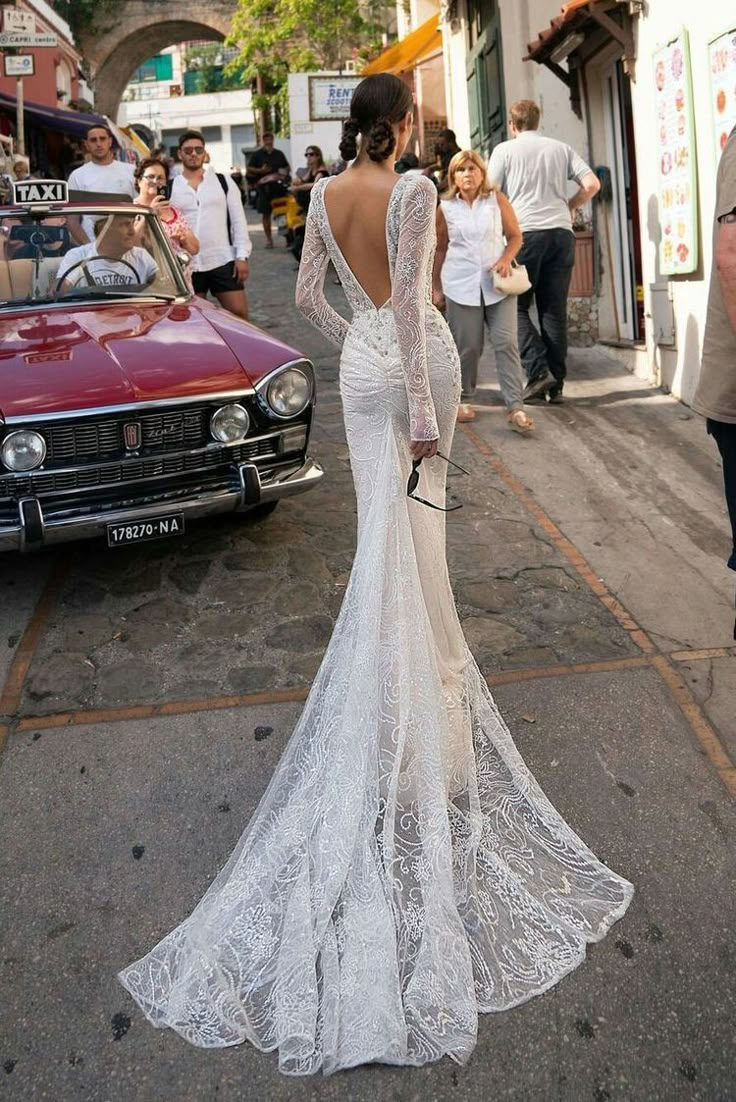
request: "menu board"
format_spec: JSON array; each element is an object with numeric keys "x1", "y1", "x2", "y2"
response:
[
  {"x1": 708, "y1": 26, "x2": 736, "y2": 162},
  {"x1": 653, "y1": 29, "x2": 698, "y2": 275}
]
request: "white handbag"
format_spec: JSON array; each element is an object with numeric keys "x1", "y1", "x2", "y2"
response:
[{"x1": 492, "y1": 261, "x2": 531, "y2": 296}]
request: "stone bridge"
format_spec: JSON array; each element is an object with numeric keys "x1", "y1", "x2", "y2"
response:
[{"x1": 76, "y1": 0, "x2": 238, "y2": 119}]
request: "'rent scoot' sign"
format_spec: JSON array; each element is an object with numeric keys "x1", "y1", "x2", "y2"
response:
[{"x1": 308, "y1": 76, "x2": 362, "y2": 121}]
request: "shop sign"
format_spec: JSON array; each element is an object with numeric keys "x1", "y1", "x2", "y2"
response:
[
  {"x1": 3, "y1": 54, "x2": 34, "y2": 76},
  {"x1": 1, "y1": 7, "x2": 35, "y2": 33},
  {"x1": 652, "y1": 29, "x2": 698, "y2": 276},
  {"x1": 0, "y1": 31, "x2": 56, "y2": 46},
  {"x1": 708, "y1": 26, "x2": 736, "y2": 162},
  {"x1": 308, "y1": 76, "x2": 362, "y2": 121}
]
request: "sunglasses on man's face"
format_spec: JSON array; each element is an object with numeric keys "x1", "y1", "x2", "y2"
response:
[
  {"x1": 407, "y1": 451, "x2": 469, "y2": 512},
  {"x1": 181, "y1": 146, "x2": 205, "y2": 155}
]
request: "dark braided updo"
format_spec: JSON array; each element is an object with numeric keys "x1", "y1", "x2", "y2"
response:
[{"x1": 338, "y1": 73, "x2": 414, "y2": 163}]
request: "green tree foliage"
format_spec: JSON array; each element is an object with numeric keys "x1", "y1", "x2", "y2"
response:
[{"x1": 227, "y1": 0, "x2": 387, "y2": 134}]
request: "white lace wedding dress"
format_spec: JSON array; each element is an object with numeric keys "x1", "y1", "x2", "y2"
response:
[{"x1": 119, "y1": 174, "x2": 633, "y2": 1076}]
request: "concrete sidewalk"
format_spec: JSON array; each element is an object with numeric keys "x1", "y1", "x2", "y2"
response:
[{"x1": 1, "y1": 224, "x2": 735, "y2": 1100}]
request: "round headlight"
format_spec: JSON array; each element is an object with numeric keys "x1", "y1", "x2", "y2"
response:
[
  {"x1": 210, "y1": 403, "x2": 250, "y2": 444},
  {"x1": 266, "y1": 368, "x2": 311, "y2": 418},
  {"x1": 1, "y1": 429, "x2": 46, "y2": 472}
]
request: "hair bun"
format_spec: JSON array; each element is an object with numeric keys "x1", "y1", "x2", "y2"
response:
[
  {"x1": 339, "y1": 117, "x2": 360, "y2": 162},
  {"x1": 365, "y1": 116, "x2": 396, "y2": 162}
]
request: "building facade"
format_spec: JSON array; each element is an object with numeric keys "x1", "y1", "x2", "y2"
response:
[
  {"x1": 118, "y1": 43, "x2": 257, "y2": 172},
  {"x1": 0, "y1": 0, "x2": 84, "y2": 110},
  {"x1": 370, "y1": 0, "x2": 732, "y2": 407}
]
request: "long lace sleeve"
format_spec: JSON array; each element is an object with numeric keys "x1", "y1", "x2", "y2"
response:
[
  {"x1": 295, "y1": 185, "x2": 349, "y2": 349},
  {"x1": 391, "y1": 175, "x2": 439, "y2": 441}
]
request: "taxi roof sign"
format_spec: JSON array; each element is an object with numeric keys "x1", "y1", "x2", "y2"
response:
[{"x1": 12, "y1": 179, "x2": 68, "y2": 206}]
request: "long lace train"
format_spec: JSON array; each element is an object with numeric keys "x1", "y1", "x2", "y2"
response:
[{"x1": 118, "y1": 173, "x2": 633, "y2": 1075}]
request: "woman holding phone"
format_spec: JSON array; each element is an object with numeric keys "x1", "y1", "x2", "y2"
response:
[{"x1": 133, "y1": 157, "x2": 199, "y2": 289}]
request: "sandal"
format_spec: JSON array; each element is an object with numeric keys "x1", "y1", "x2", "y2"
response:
[
  {"x1": 508, "y1": 409, "x2": 534, "y2": 434},
  {"x1": 457, "y1": 403, "x2": 475, "y2": 423}
]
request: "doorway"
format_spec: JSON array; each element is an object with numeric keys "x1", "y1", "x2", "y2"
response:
[{"x1": 601, "y1": 59, "x2": 644, "y2": 341}]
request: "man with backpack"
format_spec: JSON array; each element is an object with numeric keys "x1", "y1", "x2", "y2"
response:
[{"x1": 170, "y1": 130, "x2": 252, "y2": 320}]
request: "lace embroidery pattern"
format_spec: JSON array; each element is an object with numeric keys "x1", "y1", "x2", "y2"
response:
[{"x1": 119, "y1": 169, "x2": 633, "y2": 1077}]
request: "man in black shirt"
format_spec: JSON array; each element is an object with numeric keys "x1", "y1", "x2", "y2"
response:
[{"x1": 246, "y1": 133, "x2": 291, "y2": 248}]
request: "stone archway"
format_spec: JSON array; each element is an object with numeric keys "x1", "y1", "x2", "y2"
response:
[{"x1": 76, "y1": 0, "x2": 238, "y2": 118}]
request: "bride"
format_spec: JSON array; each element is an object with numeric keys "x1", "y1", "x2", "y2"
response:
[{"x1": 119, "y1": 74, "x2": 633, "y2": 1077}]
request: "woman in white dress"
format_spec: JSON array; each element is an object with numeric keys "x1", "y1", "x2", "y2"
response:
[{"x1": 118, "y1": 74, "x2": 633, "y2": 1077}]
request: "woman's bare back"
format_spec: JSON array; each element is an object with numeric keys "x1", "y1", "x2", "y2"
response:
[{"x1": 322, "y1": 168, "x2": 402, "y2": 309}]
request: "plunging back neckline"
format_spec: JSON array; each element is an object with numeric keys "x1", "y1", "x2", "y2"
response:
[{"x1": 319, "y1": 174, "x2": 407, "y2": 312}]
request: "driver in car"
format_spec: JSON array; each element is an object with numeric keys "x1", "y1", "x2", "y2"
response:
[{"x1": 57, "y1": 213, "x2": 158, "y2": 289}]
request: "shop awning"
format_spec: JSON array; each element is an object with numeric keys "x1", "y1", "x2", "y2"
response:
[
  {"x1": 106, "y1": 117, "x2": 142, "y2": 157},
  {"x1": 0, "y1": 93, "x2": 109, "y2": 140},
  {"x1": 121, "y1": 126, "x2": 150, "y2": 157},
  {"x1": 362, "y1": 15, "x2": 442, "y2": 76},
  {"x1": 524, "y1": 0, "x2": 637, "y2": 113}
]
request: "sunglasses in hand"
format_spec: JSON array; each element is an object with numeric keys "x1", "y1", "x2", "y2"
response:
[{"x1": 407, "y1": 451, "x2": 469, "y2": 512}]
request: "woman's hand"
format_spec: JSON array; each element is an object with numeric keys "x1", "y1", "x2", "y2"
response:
[
  {"x1": 492, "y1": 257, "x2": 512, "y2": 279},
  {"x1": 151, "y1": 194, "x2": 172, "y2": 216},
  {"x1": 432, "y1": 287, "x2": 445, "y2": 309},
  {"x1": 410, "y1": 438, "x2": 439, "y2": 460}
]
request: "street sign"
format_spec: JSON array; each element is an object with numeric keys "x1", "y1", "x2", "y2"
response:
[
  {"x1": 0, "y1": 31, "x2": 56, "y2": 46},
  {"x1": 3, "y1": 54, "x2": 34, "y2": 77},
  {"x1": 12, "y1": 180, "x2": 68, "y2": 205},
  {"x1": 2, "y1": 7, "x2": 35, "y2": 34}
]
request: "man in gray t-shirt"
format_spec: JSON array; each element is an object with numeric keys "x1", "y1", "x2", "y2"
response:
[{"x1": 489, "y1": 100, "x2": 599, "y2": 401}]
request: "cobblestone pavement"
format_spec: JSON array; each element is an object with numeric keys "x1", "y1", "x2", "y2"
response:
[{"x1": 1, "y1": 217, "x2": 736, "y2": 1101}]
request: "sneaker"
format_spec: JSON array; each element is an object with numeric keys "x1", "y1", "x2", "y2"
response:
[
  {"x1": 547, "y1": 385, "x2": 564, "y2": 403},
  {"x1": 523, "y1": 374, "x2": 553, "y2": 401},
  {"x1": 457, "y1": 402, "x2": 475, "y2": 422}
]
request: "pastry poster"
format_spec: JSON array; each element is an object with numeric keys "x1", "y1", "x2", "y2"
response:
[
  {"x1": 708, "y1": 26, "x2": 736, "y2": 162},
  {"x1": 653, "y1": 29, "x2": 698, "y2": 275}
]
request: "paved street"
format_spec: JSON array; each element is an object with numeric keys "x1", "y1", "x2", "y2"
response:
[{"x1": 2, "y1": 217, "x2": 736, "y2": 1101}]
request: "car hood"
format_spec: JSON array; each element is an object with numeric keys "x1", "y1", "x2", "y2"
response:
[{"x1": 0, "y1": 300, "x2": 303, "y2": 420}]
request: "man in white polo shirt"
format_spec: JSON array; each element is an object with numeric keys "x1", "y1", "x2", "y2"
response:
[
  {"x1": 170, "y1": 129, "x2": 252, "y2": 320},
  {"x1": 489, "y1": 100, "x2": 600, "y2": 403},
  {"x1": 67, "y1": 124, "x2": 136, "y2": 243}
]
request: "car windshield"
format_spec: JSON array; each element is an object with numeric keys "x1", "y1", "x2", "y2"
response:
[{"x1": 0, "y1": 206, "x2": 186, "y2": 307}]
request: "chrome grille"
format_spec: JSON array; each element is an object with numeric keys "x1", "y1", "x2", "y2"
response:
[
  {"x1": 40, "y1": 406, "x2": 211, "y2": 462},
  {"x1": 0, "y1": 437, "x2": 276, "y2": 499}
]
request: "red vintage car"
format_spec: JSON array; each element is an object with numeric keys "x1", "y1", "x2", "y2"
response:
[{"x1": 0, "y1": 184, "x2": 323, "y2": 551}]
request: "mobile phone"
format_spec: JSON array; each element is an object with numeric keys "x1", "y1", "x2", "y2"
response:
[{"x1": 156, "y1": 184, "x2": 169, "y2": 199}]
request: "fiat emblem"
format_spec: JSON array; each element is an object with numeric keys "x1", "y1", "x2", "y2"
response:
[{"x1": 123, "y1": 422, "x2": 142, "y2": 450}]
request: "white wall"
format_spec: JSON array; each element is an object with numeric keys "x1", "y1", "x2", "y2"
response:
[
  {"x1": 441, "y1": 0, "x2": 590, "y2": 158},
  {"x1": 626, "y1": 4, "x2": 728, "y2": 404},
  {"x1": 288, "y1": 72, "x2": 353, "y2": 168},
  {"x1": 118, "y1": 87, "x2": 257, "y2": 173}
]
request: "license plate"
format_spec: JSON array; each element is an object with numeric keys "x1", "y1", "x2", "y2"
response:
[{"x1": 107, "y1": 514, "x2": 185, "y2": 547}]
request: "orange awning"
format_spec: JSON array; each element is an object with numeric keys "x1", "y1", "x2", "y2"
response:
[{"x1": 362, "y1": 15, "x2": 441, "y2": 76}]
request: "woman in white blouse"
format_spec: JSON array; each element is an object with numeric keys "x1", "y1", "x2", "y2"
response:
[{"x1": 432, "y1": 149, "x2": 533, "y2": 432}]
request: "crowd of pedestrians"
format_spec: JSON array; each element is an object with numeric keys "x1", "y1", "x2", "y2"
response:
[{"x1": 49, "y1": 110, "x2": 736, "y2": 602}]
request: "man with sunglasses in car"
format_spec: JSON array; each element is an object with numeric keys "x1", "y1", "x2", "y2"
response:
[{"x1": 170, "y1": 130, "x2": 252, "y2": 320}]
